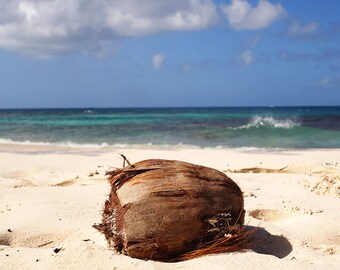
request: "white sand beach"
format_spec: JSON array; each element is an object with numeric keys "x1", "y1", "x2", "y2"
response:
[{"x1": 0, "y1": 144, "x2": 339, "y2": 269}]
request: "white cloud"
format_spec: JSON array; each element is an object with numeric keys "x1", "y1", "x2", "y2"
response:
[
  {"x1": 288, "y1": 20, "x2": 319, "y2": 36},
  {"x1": 18, "y1": 2, "x2": 37, "y2": 22},
  {"x1": 221, "y1": 0, "x2": 285, "y2": 30},
  {"x1": 319, "y1": 76, "x2": 340, "y2": 88},
  {"x1": 241, "y1": 50, "x2": 253, "y2": 65},
  {"x1": 152, "y1": 53, "x2": 166, "y2": 69},
  {"x1": 0, "y1": 0, "x2": 219, "y2": 57}
]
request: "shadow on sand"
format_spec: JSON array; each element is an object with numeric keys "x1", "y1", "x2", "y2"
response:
[{"x1": 246, "y1": 225, "x2": 293, "y2": 259}]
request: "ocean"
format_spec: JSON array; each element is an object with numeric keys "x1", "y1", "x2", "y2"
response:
[{"x1": 0, "y1": 107, "x2": 340, "y2": 149}]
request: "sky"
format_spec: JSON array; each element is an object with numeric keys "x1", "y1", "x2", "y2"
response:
[{"x1": 0, "y1": 0, "x2": 340, "y2": 108}]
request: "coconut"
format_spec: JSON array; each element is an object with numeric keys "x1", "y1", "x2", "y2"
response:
[{"x1": 94, "y1": 158, "x2": 252, "y2": 261}]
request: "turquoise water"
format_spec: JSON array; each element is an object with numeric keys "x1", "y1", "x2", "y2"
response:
[{"x1": 0, "y1": 107, "x2": 340, "y2": 149}]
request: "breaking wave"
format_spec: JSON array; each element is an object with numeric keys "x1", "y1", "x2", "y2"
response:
[{"x1": 236, "y1": 116, "x2": 299, "y2": 129}]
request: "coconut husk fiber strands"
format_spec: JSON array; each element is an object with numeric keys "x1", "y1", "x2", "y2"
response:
[{"x1": 94, "y1": 158, "x2": 254, "y2": 262}]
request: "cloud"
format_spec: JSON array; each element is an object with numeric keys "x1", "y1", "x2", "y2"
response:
[
  {"x1": 281, "y1": 19, "x2": 340, "y2": 43},
  {"x1": 152, "y1": 53, "x2": 165, "y2": 69},
  {"x1": 249, "y1": 35, "x2": 262, "y2": 48},
  {"x1": 0, "y1": 0, "x2": 219, "y2": 57},
  {"x1": 221, "y1": 0, "x2": 285, "y2": 30},
  {"x1": 241, "y1": 50, "x2": 253, "y2": 65},
  {"x1": 288, "y1": 20, "x2": 319, "y2": 36},
  {"x1": 281, "y1": 19, "x2": 331, "y2": 42},
  {"x1": 319, "y1": 76, "x2": 340, "y2": 89}
]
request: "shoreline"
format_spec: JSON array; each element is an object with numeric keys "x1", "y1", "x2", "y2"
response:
[
  {"x1": 2, "y1": 140, "x2": 340, "y2": 152},
  {"x1": 1, "y1": 145, "x2": 339, "y2": 269}
]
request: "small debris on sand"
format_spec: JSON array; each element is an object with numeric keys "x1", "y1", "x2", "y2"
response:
[{"x1": 53, "y1": 247, "x2": 62, "y2": 254}]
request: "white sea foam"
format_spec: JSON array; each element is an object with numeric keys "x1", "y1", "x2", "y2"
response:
[
  {"x1": 0, "y1": 138, "x2": 112, "y2": 149},
  {"x1": 0, "y1": 138, "x2": 52, "y2": 146},
  {"x1": 58, "y1": 141, "x2": 110, "y2": 148},
  {"x1": 0, "y1": 138, "x2": 198, "y2": 150},
  {"x1": 235, "y1": 116, "x2": 299, "y2": 129}
]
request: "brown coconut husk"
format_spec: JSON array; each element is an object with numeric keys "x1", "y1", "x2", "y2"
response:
[{"x1": 94, "y1": 158, "x2": 254, "y2": 262}]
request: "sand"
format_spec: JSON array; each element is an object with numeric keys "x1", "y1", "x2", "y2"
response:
[{"x1": 0, "y1": 144, "x2": 339, "y2": 269}]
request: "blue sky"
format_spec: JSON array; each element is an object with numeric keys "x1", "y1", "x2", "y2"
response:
[{"x1": 0, "y1": 0, "x2": 339, "y2": 108}]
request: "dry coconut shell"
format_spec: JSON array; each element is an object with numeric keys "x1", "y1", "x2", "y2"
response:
[{"x1": 94, "y1": 159, "x2": 252, "y2": 262}]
